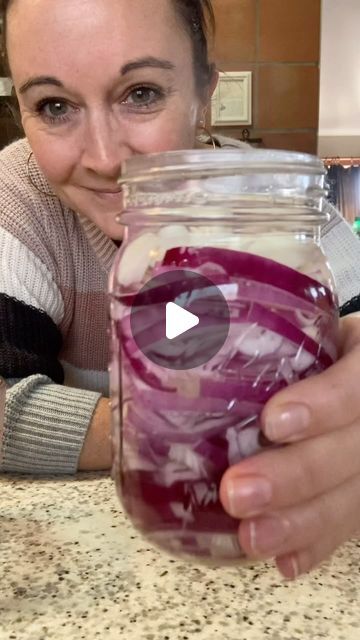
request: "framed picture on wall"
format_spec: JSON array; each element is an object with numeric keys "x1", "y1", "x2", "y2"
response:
[{"x1": 211, "y1": 71, "x2": 252, "y2": 127}]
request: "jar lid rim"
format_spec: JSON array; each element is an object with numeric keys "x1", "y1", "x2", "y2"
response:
[{"x1": 119, "y1": 148, "x2": 326, "y2": 184}]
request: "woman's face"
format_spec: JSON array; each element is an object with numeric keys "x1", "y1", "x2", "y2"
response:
[{"x1": 7, "y1": 0, "x2": 208, "y2": 239}]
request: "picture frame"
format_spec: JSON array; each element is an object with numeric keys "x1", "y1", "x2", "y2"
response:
[
  {"x1": 211, "y1": 71, "x2": 252, "y2": 126},
  {"x1": 0, "y1": 78, "x2": 13, "y2": 97}
]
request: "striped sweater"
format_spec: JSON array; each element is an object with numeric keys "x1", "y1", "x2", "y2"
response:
[
  {"x1": 1, "y1": 137, "x2": 360, "y2": 474},
  {"x1": 0, "y1": 139, "x2": 117, "y2": 473}
]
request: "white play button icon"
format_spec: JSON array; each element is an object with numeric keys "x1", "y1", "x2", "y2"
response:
[
  {"x1": 166, "y1": 302, "x2": 200, "y2": 340},
  {"x1": 130, "y1": 269, "x2": 230, "y2": 370}
]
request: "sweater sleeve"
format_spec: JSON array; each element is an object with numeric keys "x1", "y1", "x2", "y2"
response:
[
  {"x1": 2, "y1": 375, "x2": 101, "y2": 473},
  {"x1": 0, "y1": 203, "x2": 101, "y2": 474},
  {"x1": 0, "y1": 276, "x2": 102, "y2": 473}
]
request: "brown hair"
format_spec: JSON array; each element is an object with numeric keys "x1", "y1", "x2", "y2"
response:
[
  {"x1": 171, "y1": 0, "x2": 215, "y2": 93},
  {"x1": 1, "y1": 0, "x2": 215, "y2": 93}
]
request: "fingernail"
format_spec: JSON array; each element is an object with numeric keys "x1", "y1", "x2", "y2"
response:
[
  {"x1": 227, "y1": 476, "x2": 272, "y2": 518},
  {"x1": 264, "y1": 403, "x2": 311, "y2": 442},
  {"x1": 249, "y1": 515, "x2": 291, "y2": 555},
  {"x1": 277, "y1": 554, "x2": 300, "y2": 581}
]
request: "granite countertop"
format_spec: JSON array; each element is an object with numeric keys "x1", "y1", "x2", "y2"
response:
[{"x1": 1, "y1": 473, "x2": 360, "y2": 640}]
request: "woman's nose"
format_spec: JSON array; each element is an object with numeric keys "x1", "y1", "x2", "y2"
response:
[{"x1": 81, "y1": 115, "x2": 131, "y2": 178}]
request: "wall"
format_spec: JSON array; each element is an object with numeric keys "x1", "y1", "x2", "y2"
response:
[
  {"x1": 211, "y1": 0, "x2": 321, "y2": 153},
  {"x1": 318, "y1": 0, "x2": 360, "y2": 157}
]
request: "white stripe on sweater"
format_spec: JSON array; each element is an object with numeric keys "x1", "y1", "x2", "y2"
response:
[{"x1": 0, "y1": 226, "x2": 64, "y2": 325}]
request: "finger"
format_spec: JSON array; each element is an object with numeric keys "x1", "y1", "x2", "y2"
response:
[
  {"x1": 261, "y1": 318, "x2": 360, "y2": 444},
  {"x1": 340, "y1": 313, "x2": 360, "y2": 352},
  {"x1": 220, "y1": 419, "x2": 360, "y2": 518},
  {"x1": 276, "y1": 474, "x2": 360, "y2": 580},
  {"x1": 238, "y1": 472, "x2": 360, "y2": 565}
]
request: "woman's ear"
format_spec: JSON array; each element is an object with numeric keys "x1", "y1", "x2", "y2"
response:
[
  {"x1": 198, "y1": 67, "x2": 219, "y2": 127},
  {"x1": 209, "y1": 67, "x2": 219, "y2": 99}
]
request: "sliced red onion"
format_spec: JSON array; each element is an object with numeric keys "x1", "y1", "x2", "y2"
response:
[
  {"x1": 112, "y1": 243, "x2": 339, "y2": 564},
  {"x1": 163, "y1": 246, "x2": 335, "y2": 311}
]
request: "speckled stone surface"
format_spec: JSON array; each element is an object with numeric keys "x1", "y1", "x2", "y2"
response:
[{"x1": 1, "y1": 473, "x2": 360, "y2": 640}]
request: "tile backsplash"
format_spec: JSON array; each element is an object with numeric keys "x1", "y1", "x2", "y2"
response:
[{"x1": 211, "y1": 0, "x2": 321, "y2": 153}]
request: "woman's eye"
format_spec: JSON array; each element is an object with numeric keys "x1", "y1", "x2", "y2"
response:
[
  {"x1": 46, "y1": 101, "x2": 69, "y2": 117},
  {"x1": 36, "y1": 99, "x2": 74, "y2": 123},
  {"x1": 125, "y1": 86, "x2": 164, "y2": 108}
]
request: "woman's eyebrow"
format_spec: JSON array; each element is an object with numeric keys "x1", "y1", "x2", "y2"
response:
[
  {"x1": 120, "y1": 57, "x2": 176, "y2": 75},
  {"x1": 19, "y1": 76, "x2": 63, "y2": 94},
  {"x1": 18, "y1": 58, "x2": 175, "y2": 95}
]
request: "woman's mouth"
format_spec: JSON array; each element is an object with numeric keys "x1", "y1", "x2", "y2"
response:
[{"x1": 88, "y1": 188, "x2": 123, "y2": 201}]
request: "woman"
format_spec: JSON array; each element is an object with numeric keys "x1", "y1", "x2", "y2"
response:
[{"x1": 1, "y1": 0, "x2": 360, "y2": 581}]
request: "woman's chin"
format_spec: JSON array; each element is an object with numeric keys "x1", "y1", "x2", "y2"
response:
[
  {"x1": 69, "y1": 189, "x2": 125, "y2": 240},
  {"x1": 80, "y1": 208, "x2": 125, "y2": 240},
  {"x1": 101, "y1": 217, "x2": 125, "y2": 241}
]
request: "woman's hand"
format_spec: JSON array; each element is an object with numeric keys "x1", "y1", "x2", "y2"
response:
[{"x1": 220, "y1": 314, "x2": 360, "y2": 580}]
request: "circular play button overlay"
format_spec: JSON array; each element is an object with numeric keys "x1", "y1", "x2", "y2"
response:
[{"x1": 130, "y1": 269, "x2": 230, "y2": 370}]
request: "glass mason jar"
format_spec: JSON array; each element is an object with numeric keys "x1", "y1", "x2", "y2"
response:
[{"x1": 109, "y1": 149, "x2": 339, "y2": 566}]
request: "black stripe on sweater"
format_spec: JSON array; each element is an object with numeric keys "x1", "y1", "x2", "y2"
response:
[
  {"x1": 0, "y1": 293, "x2": 64, "y2": 383},
  {"x1": 340, "y1": 295, "x2": 360, "y2": 318}
]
